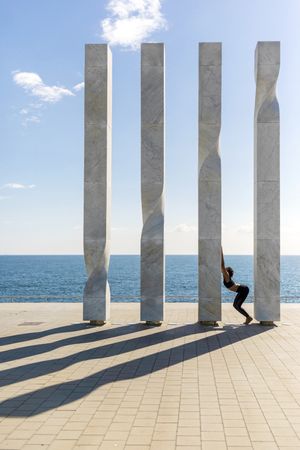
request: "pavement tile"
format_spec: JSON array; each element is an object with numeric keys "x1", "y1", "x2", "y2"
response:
[{"x1": 2, "y1": 304, "x2": 300, "y2": 449}]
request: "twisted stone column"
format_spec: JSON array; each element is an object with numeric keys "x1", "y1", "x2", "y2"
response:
[
  {"x1": 83, "y1": 44, "x2": 112, "y2": 325},
  {"x1": 198, "y1": 43, "x2": 222, "y2": 325},
  {"x1": 140, "y1": 43, "x2": 165, "y2": 324},
  {"x1": 254, "y1": 42, "x2": 280, "y2": 324}
]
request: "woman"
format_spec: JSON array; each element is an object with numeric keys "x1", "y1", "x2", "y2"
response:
[{"x1": 221, "y1": 248, "x2": 253, "y2": 324}]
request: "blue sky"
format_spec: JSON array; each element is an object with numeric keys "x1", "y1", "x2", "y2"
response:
[{"x1": 1, "y1": 0, "x2": 299, "y2": 255}]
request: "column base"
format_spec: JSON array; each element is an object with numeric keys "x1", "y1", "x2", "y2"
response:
[
  {"x1": 199, "y1": 321, "x2": 219, "y2": 327},
  {"x1": 145, "y1": 321, "x2": 163, "y2": 326},
  {"x1": 259, "y1": 321, "x2": 276, "y2": 326},
  {"x1": 89, "y1": 320, "x2": 106, "y2": 326}
]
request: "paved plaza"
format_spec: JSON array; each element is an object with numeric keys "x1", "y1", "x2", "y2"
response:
[{"x1": 0, "y1": 303, "x2": 300, "y2": 449}]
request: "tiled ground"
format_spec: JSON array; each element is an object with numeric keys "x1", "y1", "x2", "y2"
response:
[{"x1": 0, "y1": 303, "x2": 300, "y2": 449}]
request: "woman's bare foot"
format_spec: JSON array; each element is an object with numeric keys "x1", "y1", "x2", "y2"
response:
[{"x1": 244, "y1": 316, "x2": 253, "y2": 325}]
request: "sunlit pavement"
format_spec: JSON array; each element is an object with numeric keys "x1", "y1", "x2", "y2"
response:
[{"x1": 0, "y1": 303, "x2": 300, "y2": 449}]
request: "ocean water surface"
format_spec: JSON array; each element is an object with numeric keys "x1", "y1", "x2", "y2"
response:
[{"x1": 0, "y1": 255, "x2": 299, "y2": 303}]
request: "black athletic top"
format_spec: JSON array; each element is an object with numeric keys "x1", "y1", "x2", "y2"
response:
[{"x1": 223, "y1": 277, "x2": 234, "y2": 289}]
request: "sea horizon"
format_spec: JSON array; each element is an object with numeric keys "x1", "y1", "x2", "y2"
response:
[
  {"x1": 0, "y1": 255, "x2": 299, "y2": 303},
  {"x1": 1, "y1": 254, "x2": 300, "y2": 257}
]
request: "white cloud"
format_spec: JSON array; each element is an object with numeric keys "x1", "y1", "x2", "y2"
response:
[
  {"x1": 18, "y1": 105, "x2": 43, "y2": 126},
  {"x1": 169, "y1": 223, "x2": 197, "y2": 233},
  {"x1": 2, "y1": 183, "x2": 36, "y2": 190},
  {"x1": 236, "y1": 224, "x2": 253, "y2": 234},
  {"x1": 12, "y1": 71, "x2": 74, "y2": 103},
  {"x1": 73, "y1": 82, "x2": 84, "y2": 92},
  {"x1": 29, "y1": 102, "x2": 44, "y2": 109},
  {"x1": 101, "y1": 0, "x2": 167, "y2": 50},
  {"x1": 0, "y1": 196, "x2": 10, "y2": 200},
  {"x1": 22, "y1": 115, "x2": 41, "y2": 126}
]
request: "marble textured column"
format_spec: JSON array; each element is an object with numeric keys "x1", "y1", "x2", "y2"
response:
[
  {"x1": 83, "y1": 44, "x2": 112, "y2": 324},
  {"x1": 198, "y1": 43, "x2": 222, "y2": 324},
  {"x1": 254, "y1": 42, "x2": 280, "y2": 324},
  {"x1": 140, "y1": 43, "x2": 165, "y2": 324}
]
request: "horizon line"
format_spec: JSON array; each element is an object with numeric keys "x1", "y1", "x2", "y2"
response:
[{"x1": 0, "y1": 254, "x2": 299, "y2": 257}]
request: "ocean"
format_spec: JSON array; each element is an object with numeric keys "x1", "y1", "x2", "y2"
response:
[{"x1": 0, "y1": 255, "x2": 299, "y2": 303}]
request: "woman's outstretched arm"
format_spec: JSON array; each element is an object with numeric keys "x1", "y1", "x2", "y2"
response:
[
  {"x1": 221, "y1": 247, "x2": 230, "y2": 281},
  {"x1": 221, "y1": 247, "x2": 225, "y2": 269}
]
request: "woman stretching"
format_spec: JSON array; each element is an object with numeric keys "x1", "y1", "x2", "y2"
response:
[{"x1": 221, "y1": 248, "x2": 253, "y2": 324}]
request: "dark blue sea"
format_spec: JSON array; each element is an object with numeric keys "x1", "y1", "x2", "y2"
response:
[{"x1": 0, "y1": 255, "x2": 299, "y2": 303}]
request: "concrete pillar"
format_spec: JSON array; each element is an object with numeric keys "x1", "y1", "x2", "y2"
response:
[
  {"x1": 198, "y1": 43, "x2": 222, "y2": 325},
  {"x1": 140, "y1": 43, "x2": 165, "y2": 325},
  {"x1": 254, "y1": 42, "x2": 280, "y2": 324},
  {"x1": 83, "y1": 44, "x2": 112, "y2": 325}
]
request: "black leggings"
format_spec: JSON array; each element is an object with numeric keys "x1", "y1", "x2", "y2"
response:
[{"x1": 233, "y1": 285, "x2": 250, "y2": 318}]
